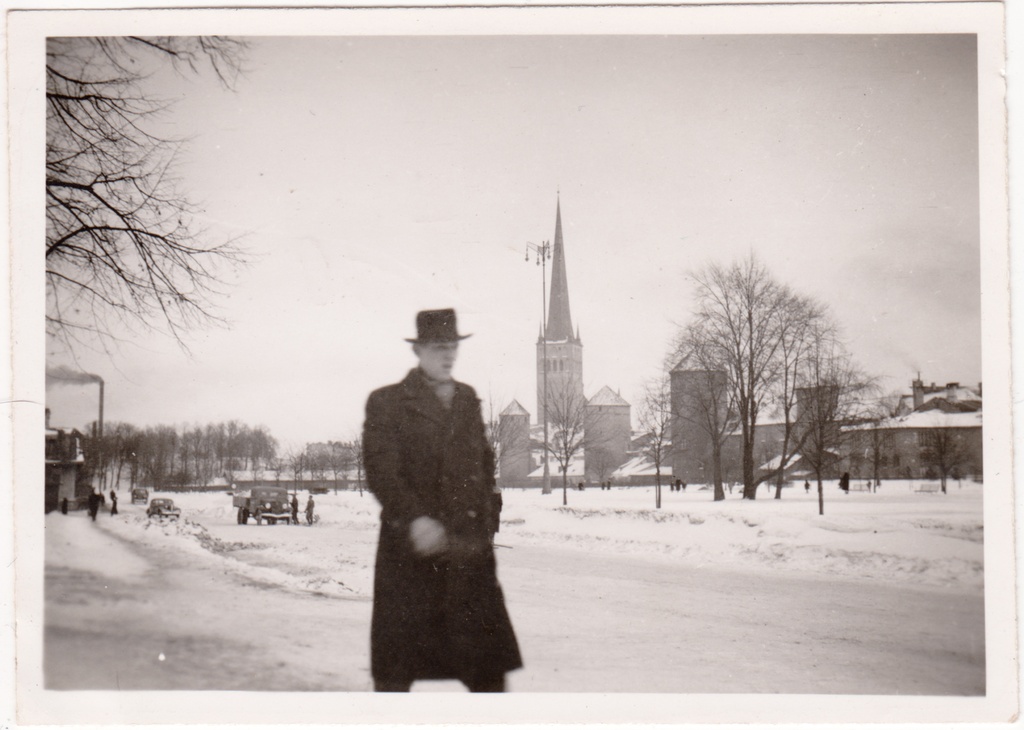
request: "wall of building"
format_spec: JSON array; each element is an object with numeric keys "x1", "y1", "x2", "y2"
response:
[
  {"x1": 498, "y1": 412, "x2": 532, "y2": 487},
  {"x1": 584, "y1": 403, "x2": 631, "y2": 482},
  {"x1": 536, "y1": 338, "x2": 583, "y2": 425},
  {"x1": 670, "y1": 368, "x2": 728, "y2": 484},
  {"x1": 841, "y1": 426, "x2": 984, "y2": 481}
]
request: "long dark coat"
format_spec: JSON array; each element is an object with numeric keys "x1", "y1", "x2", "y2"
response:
[{"x1": 363, "y1": 368, "x2": 522, "y2": 684}]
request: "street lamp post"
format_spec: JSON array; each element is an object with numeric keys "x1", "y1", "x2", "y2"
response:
[{"x1": 526, "y1": 240, "x2": 552, "y2": 495}]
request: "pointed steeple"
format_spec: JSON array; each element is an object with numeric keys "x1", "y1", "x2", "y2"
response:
[{"x1": 546, "y1": 197, "x2": 575, "y2": 341}]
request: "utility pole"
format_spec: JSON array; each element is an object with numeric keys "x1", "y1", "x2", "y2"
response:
[{"x1": 526, "y1": 240, "x2": 552, "y2": 495}]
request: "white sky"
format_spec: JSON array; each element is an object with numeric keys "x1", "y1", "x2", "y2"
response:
[{"x1": 45, "y1": 32, "x2": 983, "y2": 450}]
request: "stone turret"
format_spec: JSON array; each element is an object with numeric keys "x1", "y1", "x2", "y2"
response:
[{"x1": 497, "y1": 400, "x2": 532, "y2": 487}]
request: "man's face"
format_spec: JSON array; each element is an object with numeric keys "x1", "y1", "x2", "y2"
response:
[{"x1": 415, "y1": 341, "x2": 458, "y2": 381}]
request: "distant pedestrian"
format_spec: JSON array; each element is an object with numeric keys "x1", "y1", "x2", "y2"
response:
[
  {"x1": 804, "y1": 480, "x2": 810, "y2": 494},
  {"x1": 110, "y1": 491, "x2": 118, "y2": 516},
  {"x1": 840, "y1": 472, "x2": 850, "y2": 493},
  {"x1": 291, "y1": 494, "x2": 299, "y2": 524},
  {"x1": 681, "y1": 481, "x2": 687, "y2": 492},
  {"x1": 305, "y1": 495, "x2": 315, "y2": 525},
  {"x1": 87, "y1": 490, "x2": 101, "y2": 521},
  {"x1": 61, "y1": 497, "x2": 68, "y2": 515},
  {"x1": 577, "y1": 482, "x2": 584, "y2": 492}
]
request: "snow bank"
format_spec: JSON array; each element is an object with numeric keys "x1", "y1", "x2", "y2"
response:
[
  {"x1": 47, "y1": 481, "x2": 983, "y2": 598},
  {"x1": 497, "y1": 480, "x2": 983, "y2": 588}
]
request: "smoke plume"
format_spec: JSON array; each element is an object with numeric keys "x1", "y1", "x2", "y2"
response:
[{"x1": 46, "y1": 365, "x2": 103, "y2": 387}]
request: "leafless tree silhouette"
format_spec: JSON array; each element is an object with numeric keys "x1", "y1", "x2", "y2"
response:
[
  {"x1": 637, "y1": 375, "x2": 673, "y2": 509},
  {"x1": 46, "y1": 36, "x2": 248, "y2": 351}
]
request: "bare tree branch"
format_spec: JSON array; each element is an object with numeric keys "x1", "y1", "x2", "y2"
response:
[{"x1": 46, "y1": 36, "x2": 249, "y2": 353}]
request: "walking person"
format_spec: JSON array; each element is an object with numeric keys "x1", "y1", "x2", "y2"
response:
[
  {"x1": 291, "y1": 493, "x2": 299, "y2": 524},
  {"x1": 362, "y1": 309, "x2": 522, "y2": 693},
  {"x1": 305, "y1": 495, "x2": 315, "y2": 525},
  {"x1": 87, "y1": 490, "x2": 100, "y2": 522},
  {"x1": 110, "y1": 491, "x2": 118, "y2": 516}
]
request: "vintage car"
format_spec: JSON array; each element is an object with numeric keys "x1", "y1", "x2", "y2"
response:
[
  {"x1": 233, "y1": 486, "x2": 293, "y2": 525},
  {"x1": 131, "y1": 487, "x2": 149, "y2": 505},
  {"x1": 146, "y1": 498, "x2": 181, "y2": 520}
]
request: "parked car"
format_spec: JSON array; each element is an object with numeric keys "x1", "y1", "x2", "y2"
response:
[
  {"x1": 131, "y1": 487, "x2": 149, "y2": 505},
  {"x1": 233, "y1": 486, "x2": 293, "y2": 525},
  {"x1": 147, "y1": 498, "x2": 181, "y2": 520}
]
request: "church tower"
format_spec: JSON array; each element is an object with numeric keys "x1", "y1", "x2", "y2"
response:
[{"x1": 536, "y1": 197, "x2": 584, "y2": 425}]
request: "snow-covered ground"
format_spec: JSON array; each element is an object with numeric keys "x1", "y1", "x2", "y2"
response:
[
  {"x1": 57, "y1": 479, "x2": 983, "y2": 599},
  {"x1": 37, "y1": 479, "x2": 988, "y2": 716}
]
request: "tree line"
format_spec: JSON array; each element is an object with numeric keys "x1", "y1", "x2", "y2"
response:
[{"x1": 79, "y1": 420, "x2": 364, "y2": 493}]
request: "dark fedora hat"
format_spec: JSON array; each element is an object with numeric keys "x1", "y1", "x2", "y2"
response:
[{"x1": 405, "y1": 308, "x2": 471, "y2": 344}]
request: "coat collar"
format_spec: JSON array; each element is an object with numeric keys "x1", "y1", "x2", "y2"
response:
[{"x1": 399, "y1": 368, "x2": 472, "y2": 423}]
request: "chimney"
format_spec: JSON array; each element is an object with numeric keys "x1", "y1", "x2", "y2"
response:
[
  {"x1": 912, "y1": 377, "x2": 925, "y2": 410},
  {"x1": 946, "y1": 382, "x2": 959, "y2": 401},
  {"x1": 97, "y1": 378, "x2": 105, "y2": 440}
]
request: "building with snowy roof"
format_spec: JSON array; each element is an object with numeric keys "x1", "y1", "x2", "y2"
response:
[
  {"x1": 841, "y1": 406, "x2": 983, "y2": 485},
  {"x1": 897, "y1": 378, "x2": 982, "y2": 416},
  {"x1": 669, "y1": 372, "x2": 984, "y2": 489},
  {"x1": 611, "y1": 453, "x2": 673, "y2": 486},
  {"x1": 44, "y1": 408, "x2": 85, "y2": 512}
]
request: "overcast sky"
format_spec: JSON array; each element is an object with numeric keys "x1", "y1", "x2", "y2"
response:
[{"x1": 45, "y1": 33, "x2": 982, "y2": 450}]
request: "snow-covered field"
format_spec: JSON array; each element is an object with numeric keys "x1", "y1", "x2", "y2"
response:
[
  {"x1": 40, "y1": 479, "x2": 987, "y2": 708},
  {"x1": 51, "y1": 479, "x2": 983, "y2": 599}
]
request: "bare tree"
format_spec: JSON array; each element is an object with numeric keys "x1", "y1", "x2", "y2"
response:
[
  {"x1": 863, "y1": 391, "x2": 903, "y2": 488},
  {"x1": 637, "y1": 375, "x2": 673, "y2": 509},
  {"x1": 920, "y1": 426, "x2": 971, "y2": 494},
  {"x1": 797, "y1": 325, "x2": 874, "y2": 515},
  {"x1": 288, "y1": 449, "x2": 306, "y2": 492},
  {"x1": 305, "y1": 443, "x2": 331, "y2": 491},
  {"x1": 270, "y1": 456, "x2": 287, "y2": 486},
  {"x1": 325, "y1": 441, "x2": 354, "y2": 494},
  {"x1": 764, "y1": 292, "x2": 824, "y2": 499},
  {"x1": 545, "y1": 386, "x2": 588, "y2": 506},
  {"x1": 689, "y1": 255, "x2": 788, "y2": 499},
  {"x1": 46, "y1": 37, "x2": 248, "y2": 350},
  {"x1": 668, "y1": 322, "x2": 735, "y2": 501},
  {"x1": 352, "y1": 435, "x2": 366, "y2": 496},
  {"x1": 587, "y1": 447, "x2": 618, "y2": 487},
  {"x1": 484, "y1": 393, "x2": 524, "y2": 481}
]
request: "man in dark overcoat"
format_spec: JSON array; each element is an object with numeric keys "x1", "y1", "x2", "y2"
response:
[{"x1": 363, "y1": 309, "x2": 522, "y2": 692}]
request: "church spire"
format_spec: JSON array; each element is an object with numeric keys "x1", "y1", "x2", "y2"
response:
[{"x1": 545, "y1": 197, "x2": 575, "y2": 342}]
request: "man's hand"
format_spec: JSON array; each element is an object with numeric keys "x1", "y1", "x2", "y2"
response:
[{"x1": 409, "y1": 516, "x2": 448, "y2": 557}]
